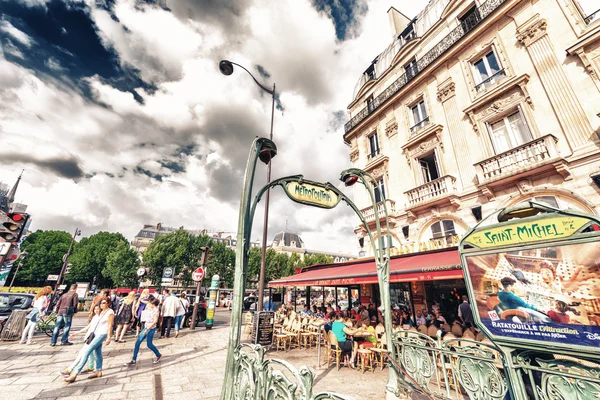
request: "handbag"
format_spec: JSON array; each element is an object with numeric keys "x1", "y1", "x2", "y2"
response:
[{"x1": 85, "y1": 311, "x2": 107, "y2": 345}]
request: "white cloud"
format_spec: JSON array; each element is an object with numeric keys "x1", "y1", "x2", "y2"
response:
[{"x1": 0, "y1": 20, "x2": 33, "y2": 47}]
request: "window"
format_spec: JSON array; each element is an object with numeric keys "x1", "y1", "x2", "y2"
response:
[
  {"x1": 365, "y1": 64, "x2": 376, "y2": 81},
  {"x1": 410, "y1": 101, "x2": 429, "y2": 132},
  {"x1": 430, "y1": 220, "x2": 456, "y2": 243},
  {"x1": 366, "y1": 94, "x2": 375, "y2": 113},
  {"x1": 418, "y1": 152, "x2": 440, "y2": 183},
  {"x1": 400, "y1": 23, "x2": 416, "y2": 44},
  {"x1": 405, "y1": 59, "x2": 418, "y2": 80},
  {"x1": 473, "y1": 51, "x2": 504, "y2": 91},
  {"x1": 534, "y1": 195, "x2": 560, "y2": 209},
  {"x1": 374, "y1": 178, "x2": 386, "y2": 202},
  {"x1": 378, "y1": 235, "x2": 394, "y2": 250},
  {"x1": 459, "y1": 6, "x2": 481, "y2": 32},
  {"x1": 487, "y1": 108, "x2": 532, "y2": 153},
  {"x1": 368, "y1": 133, "x2": 380, "y2": 159}
]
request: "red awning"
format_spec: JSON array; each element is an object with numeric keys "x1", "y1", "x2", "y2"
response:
[{"x1": 268, "y1": 248, "x2": 462, "y2": 287}]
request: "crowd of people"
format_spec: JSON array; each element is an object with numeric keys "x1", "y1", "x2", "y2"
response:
[{"x1": 18, "y1": 284, "x2": 192, "y2": 383}]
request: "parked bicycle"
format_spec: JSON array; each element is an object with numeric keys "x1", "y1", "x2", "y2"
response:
[{"x1": 37, "y1": 313, "x2": 60, "y2": 337}]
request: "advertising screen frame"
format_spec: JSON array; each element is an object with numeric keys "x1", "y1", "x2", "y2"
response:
[{"x1": 459, "y1": 204, "x2": 600, "y2": 357}]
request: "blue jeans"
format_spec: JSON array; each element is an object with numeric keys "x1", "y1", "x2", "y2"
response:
[
  {"x1": 51, "y1": 314, "x2": 73, "y2": 345},
  {"x1": 73, "y1": 333, "x2": 106, "y2": 374},
  {"x1": 132, "y1": 328, "x2": 160, "y2": 361},
  {"x1": 67, "y1": 343, "x2": 95, "y2": 372},
  {"x1": 174, "y1": 315, "x2": 184, "y2": 331}
]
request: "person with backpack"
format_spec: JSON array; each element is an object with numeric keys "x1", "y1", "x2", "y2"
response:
[
  {"x1": 174, "y1": 292, "x2": 189, "y2": 338},
  {"x1": 51, "y1": 283, "x2": 79, "y2": 346}
]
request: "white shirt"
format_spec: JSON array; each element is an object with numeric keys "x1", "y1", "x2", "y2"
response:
[
  {"x1": 176, "y1": 298, "x2": 189, "y2": 317},
  {"x1": 33, "y1": 296, "x2": 48, "y2": 311},
  {"x1": 162, "y1": 295, "x2": 178, "y2": 317},
  {"x1": 90, "y1": 309, "x2": 114, "y2": 335}
]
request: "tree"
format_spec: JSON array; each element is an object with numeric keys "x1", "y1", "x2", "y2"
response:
[
  {"x1": 7, "y1": 230, "x2": 72, "y2": 286},
  {"x1": 67, "y1": 232, "x2": 129, "y2": 288},
  {"x1": 204, "y1": 240, "x2": 236, "y2": 288},
  {"x1": 143, "y1": 230, "x2": 202, "y2": 287},
  {"x1": 103, "y1": 240, "x2": 141, "y2": 288}
]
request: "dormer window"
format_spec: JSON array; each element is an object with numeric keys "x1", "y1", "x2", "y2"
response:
[
  {"x1": 399, "y1": 22, "x2": 416, "y2": 44},
  {"x1": 364, "y1": 64, "x2": 376, "y2": 81}
]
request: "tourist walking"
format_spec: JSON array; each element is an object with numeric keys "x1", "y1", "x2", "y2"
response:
[
  {"x1": 133, "y1": 289, "x2": 150, "y2": 337},
  {"x1": 20, "y1": 286, "x2": 52, "y2": 345},
  {"x1": 61, "y1": 305, "x2": 101, "y2": 376},
  {"x1": 64, "y1": 298, "x2": 114, "y2": 382},
  {"x1": 115, "y1": 291, "x2": 135, "y2": 342},
  {"x1": 124, "y1": 297, "x2": 162, "y2": 366},
  {"x1": 160, "y1": 291, "x2": 177, "y2": 338},
  {"x1": 109, "y1": 289, "x2": 120, "y2": 314},
  {"x1": 89, "y1": 289, "x2": 108, "y2": 322},
  {"x1": 174, "y1": 292, "x2": 189, "y2": 338},
  {"x1": 51, "y1": 283, "x2": 79, "y2": 346}
]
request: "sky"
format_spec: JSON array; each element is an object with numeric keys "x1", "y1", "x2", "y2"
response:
[{"x1": 0, "y1": 0, "x2": 429, "y2": 255}]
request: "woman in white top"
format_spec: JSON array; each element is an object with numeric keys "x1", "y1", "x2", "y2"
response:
[
  {"x1": 20, "y1": 286, "x2": 52, "y2": 345},
  {"x1": 64, "y1": 297, "x2": 114, "y2": 382},
  {"x1": 174, "y1": 292, "x2": 189, "y2": 338}
]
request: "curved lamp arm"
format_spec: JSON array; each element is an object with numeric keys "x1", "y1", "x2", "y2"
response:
[{"x1": 220, "y1": 60, "x2": 275, "y2": 96}]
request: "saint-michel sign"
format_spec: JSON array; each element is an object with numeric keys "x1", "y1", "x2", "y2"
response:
[
  {"x1": 283, "y1": 181, "x2": 340, "y2": 209},
  {"x1": 463, "y1": 216, "x2": 589, "y2": 249}
]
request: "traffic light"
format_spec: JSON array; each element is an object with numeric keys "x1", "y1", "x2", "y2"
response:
[
  {"x1": 0, "y1": 211, "x2": 29, "y2": 243},
  {"x1": 200, "y1": 246, "x2": 211, "y2": 267}
]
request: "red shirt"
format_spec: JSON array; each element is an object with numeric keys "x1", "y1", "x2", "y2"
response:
[{"x1": 547, "y1": 310, "x2": 570, "y2": 324}]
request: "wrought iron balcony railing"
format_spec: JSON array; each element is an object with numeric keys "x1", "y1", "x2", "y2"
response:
[
  {"x1": 585, "y1": 9, "x2": 600, "y2": 24},
  {"x1": 344, "y1": 0, "x2": 507, "y2": 134},
  {"x1": 366, "y1": 148, "x2": 380, "y2": 160},
  {"x1": 405, "y1": 175, "x2": 457, "y2": 208},
  {"x1": 409, "y1": 117, "x2": 430, "y2": 134},
  {"x1": 475, "y1": 134, "x2": 560, "y2": 183},
  {"x1": 360, "y1": 199, "x2": 396, "y2": 223},
  {"x1": 475, "y1": 69, "x2": 506, "y2": 92}
]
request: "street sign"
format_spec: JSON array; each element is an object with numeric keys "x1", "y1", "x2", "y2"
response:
[
  {"x1": 192, "y1": 267, "x2": 205, "y2": 282},
  {"x1": 0, "y1": 242, "x2": 11, "y2": 256},
  {"x1": 47, "y1": 274, "x2": 59, "y2": 281},
  {"x1": 283, "y1": 180, "x2": 340, "y2": 209},
  {"x1": 136, "y1": 267, "x2": 146, "y2": 277},
  {"x1": 3, "y1": 245, "x2": 20, "y2": 264},
  {"x1": 58, "y1": 284, "x2": 66, "y2": 290}
]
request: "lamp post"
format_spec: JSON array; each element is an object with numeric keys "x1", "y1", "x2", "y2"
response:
[
  {"x1": 8, "y1": 250, "x2": 26, "y2": 292},
  {"x1": 55, "y1": 228, "x2": 81, "y2": 294},
  {"x1": 340, "y1": 168, "x2": 399, "y2": 399},
  {"x1": 219, "y1": 59, "x2": 276, "y2": 312}
]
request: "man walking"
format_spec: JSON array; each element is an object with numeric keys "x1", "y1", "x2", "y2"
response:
[
  {"x1": 110, "y1": 289, "x2": 120, "y2": 314},
  {"x1": 160, "y1": 290, "x2": 177, "y2": 338},
  {"x1": 458, "y1": 295, "x2": 474, "y2": 328},
  {"x1": 51, "y1": 283, "x2": 79, "y2": 346}
]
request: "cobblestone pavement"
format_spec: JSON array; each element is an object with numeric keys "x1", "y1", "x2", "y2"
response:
[{"x1": 0, "y1": 311, "x2": 387, "y2": 400}]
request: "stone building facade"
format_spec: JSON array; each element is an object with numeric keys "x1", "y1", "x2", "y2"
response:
[{"x1": 344, "y1": 0, "x2": 600, "y2": 255}]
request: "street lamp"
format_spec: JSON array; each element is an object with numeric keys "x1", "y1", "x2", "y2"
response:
[
  {"x1": 219, "y1": 59, "x2": 276, "y2": 312},
  {"x1": 55, "y1": 228, "x2": 81, "y2": 295},
  {"x1": 340, "y1": 168, "x2": 399, "y2": 398},
  {"x1": 8, "y1": 250, "x2": 26, "y2": 292}
]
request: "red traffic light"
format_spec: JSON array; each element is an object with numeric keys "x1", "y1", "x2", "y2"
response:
[{"x1": 8, "y1": 213, "x2": 24, "y2": 222}]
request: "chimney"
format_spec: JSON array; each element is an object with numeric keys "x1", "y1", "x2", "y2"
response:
[
  {"x1": 387, "y1": 7, "x2": 412, "y2": 38},
  {"x1": 157, "y1": 222, "x2": 162, "y2": 231}
]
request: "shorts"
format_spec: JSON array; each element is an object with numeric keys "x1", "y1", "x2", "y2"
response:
[{"x1": 337, "y1": 340, "x2": 353, "y2": 354}]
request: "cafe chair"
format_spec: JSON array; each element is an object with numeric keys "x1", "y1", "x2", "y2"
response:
[
  {"x1": 327, "y1": 331, "x2": 344, "y2": 370},
  {"x1": 356, "y1": 348, "x2": 375, "y2": 374},
  {"x1": 451, "y1": 324, "x2": 463, "y2": 337},
  {"x1": 427, "y1": 325, "x2": 439, "y2": 338},
  {"x1": 417, "y1": 324, "x2": 428, "y2": 335}
]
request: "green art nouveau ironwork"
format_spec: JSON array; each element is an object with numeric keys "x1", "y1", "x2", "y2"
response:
[{"x1": 221, "y1": 139, "x2": 392, "y2": 400}]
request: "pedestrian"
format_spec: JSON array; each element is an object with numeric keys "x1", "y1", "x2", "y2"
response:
[
  {"x1": 109, "y1": 289, "x2": 120, "y2": 314},
  {"x1": 51, "y1": 283, "x2": 79, "y2": 346},
  {"x1": 61, "y1": 305, "x2": 101, "y2": 376},
  {"x1": 115, "y1": 291, "x2": 135, "y2": 343},
  {"x1": 20, "y1": 286, "x2": 52, "y2": 345},
  {"x1": 458, "y1": 295, "x2": 474, "y2": 328},
  {"x1": 133, "y1": 289, "x2": 150, "y2": 337},
  {"x1": 174, "y1": 292, "x2": 189, "y2": 338},
  {"x1": 124, "y1": 297, "x2": 162, "y2": 366},
  {"x1": 64, "y1": 297, "x2": 114, "y2": 382},
  {"x1": 89, "y1": 289, "x2": 108, "y2": 322},
  {"x1": 160, "y1": 290, "x2": 177, "y2": 338}
]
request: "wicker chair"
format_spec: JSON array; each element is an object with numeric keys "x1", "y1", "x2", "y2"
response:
[
  {"x1": 417, "y1": 324, "x2": 428, "y2": 335},
  {"x1": 327, "y1": 331, "x2": 344, "y2": 370}
]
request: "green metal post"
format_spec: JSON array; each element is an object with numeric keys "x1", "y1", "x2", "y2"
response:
[{"x1": 221, "y1": 137, "x2": 276, "y2": 400}]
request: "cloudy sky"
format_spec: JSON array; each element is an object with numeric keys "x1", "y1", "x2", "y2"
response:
[{"x1": 0, "y1": 0, "x2": 427, "y2": 255}]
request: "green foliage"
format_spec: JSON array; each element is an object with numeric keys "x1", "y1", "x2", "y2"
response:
[
  {"x1": 103, "y1": 240, "x2": 141, "y2": 288},
  {"x1": 67, "y1": 232, "x2": 129, "y2": 287},
  {"x1": 205, "y1": 240, "x2": 236, "y2": 288},
  {"x1": 7, "y1": 230, "x2": 72, "y2": 286}
]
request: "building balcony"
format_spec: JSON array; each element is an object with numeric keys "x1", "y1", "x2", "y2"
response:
[
  {"x1": 405, "y1": 175, "x2": 459, "y2": 210},
  {"x1": 360, "y1": 199, "x2": 396, "y2": 224},
  {"x1": 474, "y1": 134, "x2": 568, "y2": 188}
]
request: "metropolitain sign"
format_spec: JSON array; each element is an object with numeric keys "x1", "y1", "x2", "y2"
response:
[{"x1": 283, "y1": 181, "x2": 340, "y2": 209}]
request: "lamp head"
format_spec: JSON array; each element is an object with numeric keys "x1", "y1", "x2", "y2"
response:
[
  {"x1": 219, "y1": 60, "x2": 234, "y2": 76},
  {"x1": 258, "y1": 139, "x2": 277, "y2": 164},
  {"x1": 340, "y1": 172, "x2": 359, "y2": 187}
]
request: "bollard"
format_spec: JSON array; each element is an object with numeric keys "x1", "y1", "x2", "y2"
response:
[{"x1": 205, "y1": 274, "x2": 219, "y2": 330}]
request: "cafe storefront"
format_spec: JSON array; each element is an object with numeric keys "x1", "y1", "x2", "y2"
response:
[{"x1": 268, "y1": 247, "x2": 466, "y2": 321}]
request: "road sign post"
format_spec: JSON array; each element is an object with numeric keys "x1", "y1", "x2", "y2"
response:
[{"x1": 191, "y1": 247, "x2": 210, "y2": 330}]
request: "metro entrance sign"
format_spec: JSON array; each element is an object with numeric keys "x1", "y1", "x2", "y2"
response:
[{"x1": 192, "y1": 267, "x2": 205, "y2": 282}]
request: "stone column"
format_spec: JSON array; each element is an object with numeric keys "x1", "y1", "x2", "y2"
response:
[
  {"x1": 437, "y1": 80, "x2": 477, "y2": 189},
  {"x1": 517, "y1": 18, "x2": 593, "y2": 150}
]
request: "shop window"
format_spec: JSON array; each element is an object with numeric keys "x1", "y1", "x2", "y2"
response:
[
  {"x1": 487, "y1": 108, "x2": 532, "y2": 154},
  {"x1": 472, "y1": 50, "x2": 505, "y2": 92},
  {"x1": 368, "y1": 132, "x2": 380, "y2": 159},
  {"x1": 418, "y1": 151, "x2": 440, "y2": 183},
  {"x1": 410, "y1": 100, "x2": 429, "y2": 133},
  {"x1": 430, "y1": 220, "x2": 456, "y2": 243},
  {"x1": 373, "y1": 177, "x2": 386, "y2": 202}
]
